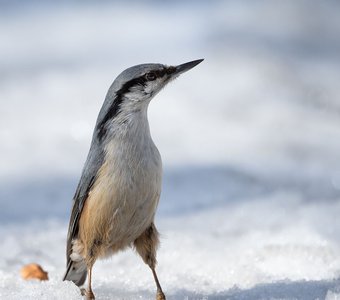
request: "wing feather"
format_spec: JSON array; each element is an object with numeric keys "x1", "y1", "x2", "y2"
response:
[{"x1": 65, "y1": 139, "x2": 104, "y2": 266}]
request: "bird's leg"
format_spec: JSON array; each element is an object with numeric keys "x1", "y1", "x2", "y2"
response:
[
  {"x1": 85, "y1": 265, "x2": 95, "y2": 300},
  {"x1": 134, "y1": 223, "x2": 166, "y2": 300},
  {"x1": 151, "y1": 268, "x2": 166, "y2": 300}
]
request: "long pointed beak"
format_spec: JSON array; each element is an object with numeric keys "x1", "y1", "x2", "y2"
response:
[{"x1": 173, "y1": 59, "x2": 204, "y2": 76}]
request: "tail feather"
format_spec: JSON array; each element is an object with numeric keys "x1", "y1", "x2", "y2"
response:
[{"x1": 63, "y1": 260, "x2": 87, "y2": 286}]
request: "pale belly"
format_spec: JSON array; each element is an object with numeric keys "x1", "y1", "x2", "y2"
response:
[{"x1": 78, "y1": 144, "x2": 162, "y2": 259}]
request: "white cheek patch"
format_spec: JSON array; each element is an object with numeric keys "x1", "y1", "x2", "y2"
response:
[
  {"x1": 144, "y1": 80, "x2": 158, "y2": 94},
  {"x1": 128, "y1": 91, "x2": 147, "y2": 102},
  {"x1": 144, "y1": 78, "x2": 166, "y2": 96},
  {"x1": 123, "y1": 77, "x2": 167, "y2": 103}
]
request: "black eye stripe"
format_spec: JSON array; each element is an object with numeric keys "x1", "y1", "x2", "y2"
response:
[{"x1": 145, "y1": 67, "x2": 176, "y2": 81}]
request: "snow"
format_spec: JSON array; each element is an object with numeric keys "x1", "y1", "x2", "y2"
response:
[{"x1": 1, "y1": 0, "x2": 340, "y2": 299}]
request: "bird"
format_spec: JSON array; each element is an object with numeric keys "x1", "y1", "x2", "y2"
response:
[{"x1": 63, "y1": 59, "x2": 203, "y2": 300}]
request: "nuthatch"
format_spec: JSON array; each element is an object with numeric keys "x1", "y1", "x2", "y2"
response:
[{"x1": 63, "y1": 59, "x2": 203, "y2": 299}]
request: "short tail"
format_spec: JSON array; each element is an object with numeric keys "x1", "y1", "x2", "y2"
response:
[{"x1": 63, "y1": 260, "x2": 87, "y2": 286}]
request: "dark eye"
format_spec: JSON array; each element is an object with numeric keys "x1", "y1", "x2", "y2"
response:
[{"x1": 146, "y1": 72, "x2": 157, "y2": 81}]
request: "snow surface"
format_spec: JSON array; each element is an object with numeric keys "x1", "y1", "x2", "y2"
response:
[{"x1": 1, "y1": 0, "x2": 340, "y2": 299}]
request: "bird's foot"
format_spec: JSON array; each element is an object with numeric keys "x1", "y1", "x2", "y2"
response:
[
  {"x1": 86, "y1": 291, "x2": 95, "y2": 300},
  {"x1": 80, "y1": 288, "x2": 95, "y2": 299},
  {"x1": 156, "y1": 289, "x2": 166, "y2": 300}
]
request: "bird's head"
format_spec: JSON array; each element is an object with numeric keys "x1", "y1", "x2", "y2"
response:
[
  {"x1": 96, "y1": 59, "x2": 203, "y2": 139},
  {"x1": 113, "y1": 58, "x2": 203, "y2": 103}
]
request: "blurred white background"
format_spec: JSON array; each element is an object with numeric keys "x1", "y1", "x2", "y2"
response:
[{"x1": 1, "y1": 1, "x2": 340, "y2": 299}]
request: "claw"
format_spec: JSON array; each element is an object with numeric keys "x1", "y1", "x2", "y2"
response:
[
  {"x1": 156, "y1": 290, "x2": 166, "y2": 300},
  {"x1": 84, "y1": 289, "x2": 95, "y2": 300}
]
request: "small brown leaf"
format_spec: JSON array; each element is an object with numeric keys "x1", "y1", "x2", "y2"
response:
[{"x1": 20, "y1": 263, "x2": 49, "y2": 281}]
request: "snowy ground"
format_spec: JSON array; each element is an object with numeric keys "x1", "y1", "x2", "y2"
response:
[{"x1": 1, "y1": 1, "x2": 340, "y2": 299}]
